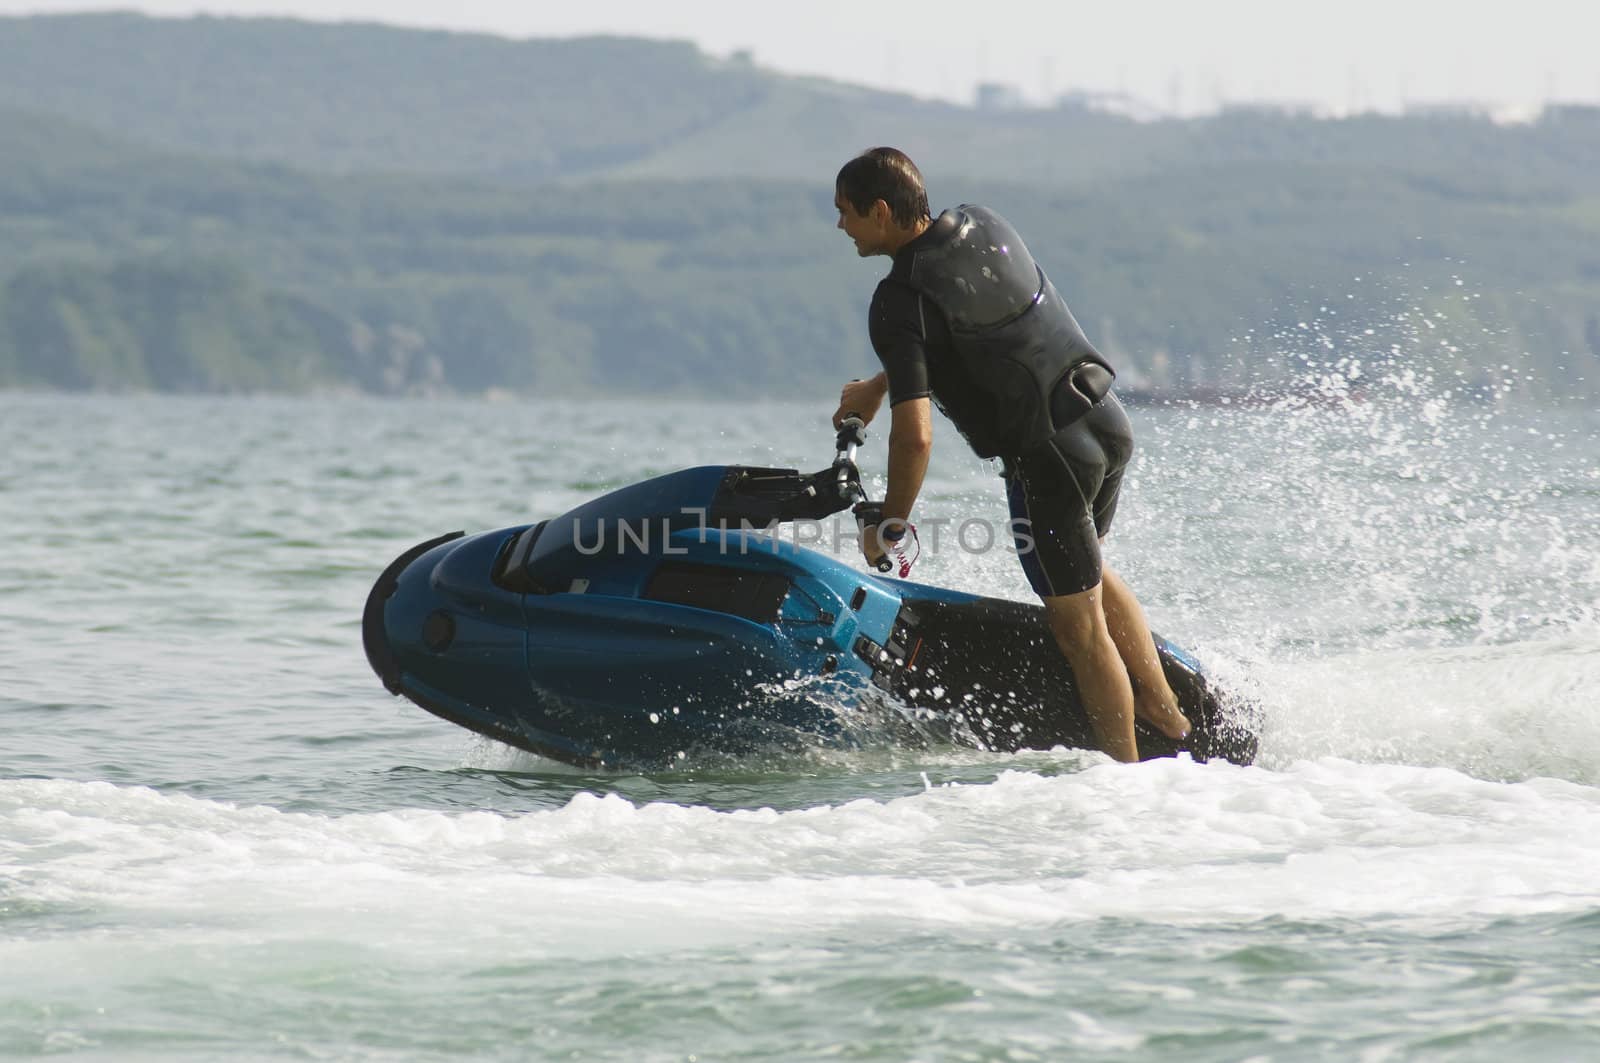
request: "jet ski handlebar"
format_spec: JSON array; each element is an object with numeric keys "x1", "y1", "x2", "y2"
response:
[
  {"x1": 712, "y1": 420, "x2": 868, "y2": 527},
  {"x1": 835, "y1": 415, "x2": 867, "y2": 464},
  {"x1": 834, "y1": 415, "x2": 895, "y2": 574},
  {"x1": 834, "y1": 415, "x2": 868, "y2": 506},
  {"x1": 838, "y1": 416, "x2": 864, "y2": 480}
]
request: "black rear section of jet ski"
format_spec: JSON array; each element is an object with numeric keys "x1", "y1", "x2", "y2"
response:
[{"x1": 856, "y1": 596, "x2": 1256, "y2": 763}]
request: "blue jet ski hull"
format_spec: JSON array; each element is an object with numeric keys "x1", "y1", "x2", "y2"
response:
[{"x1": 362, "y1": 463, "x2": 1258, "y2": 768}]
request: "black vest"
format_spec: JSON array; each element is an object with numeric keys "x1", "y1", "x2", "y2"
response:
[{"x1": 888, "y1": 205, "x2": 1114, "y2": 458}]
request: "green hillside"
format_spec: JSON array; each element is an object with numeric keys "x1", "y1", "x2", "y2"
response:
[
  {"x1": 1, "y1": 14, "x2": 1598, "y2": 399},
  {"x1": 7, "y1": 13, "x2": 1600, "y2": 189},
  {"x1": 0, "y1": 12, "x2": 844, "y2": 182}
]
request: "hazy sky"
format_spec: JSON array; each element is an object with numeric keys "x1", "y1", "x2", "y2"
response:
[{"x1": 7, "y1": 0, "x2": 1599, "y2": 113}]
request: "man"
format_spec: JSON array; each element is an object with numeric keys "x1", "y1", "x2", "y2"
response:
[{"x1": 829, "y1": 147, "x2": 1189, "y2": 762}]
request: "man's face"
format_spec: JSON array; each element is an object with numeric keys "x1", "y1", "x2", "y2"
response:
[{"x1": 835, "y1": 192, "x2": 889, "y2": 257}]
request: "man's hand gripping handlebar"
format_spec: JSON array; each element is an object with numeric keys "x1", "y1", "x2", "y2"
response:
[{"x1": 835, "y1": 414, "x2": 918, "y2": 576}]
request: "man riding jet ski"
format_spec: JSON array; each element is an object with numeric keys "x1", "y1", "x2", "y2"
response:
[
  {"x1": 362, "y1": 417, "x2": 1257, "y2": 769},
  {"x1": 831, "y1": 147, "x2": 1190, "y2": 763}
]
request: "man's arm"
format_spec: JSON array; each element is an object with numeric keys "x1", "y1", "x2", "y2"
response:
[
  {"x1": 862, "y1": 396, "x2": 932, "y2": 565},
  {"x1": 882, "y1": 397, "x2": 932, "y2": 525},
  {"x1": 855, "y1": 281, "x2": 934, "y2": 565}
]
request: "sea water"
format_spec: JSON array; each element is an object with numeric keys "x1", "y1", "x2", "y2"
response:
[{"x1": 1, "y1": 385, "x2": 1597, "y2": 1061}]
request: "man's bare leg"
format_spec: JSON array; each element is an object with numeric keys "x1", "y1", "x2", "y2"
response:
[
  {"x1": 1041, "y1": 584, "x2": 1139, "y2": 762},
  {"x1": 1101, "y1": 563, "x2": 1190, "y2": 740}
]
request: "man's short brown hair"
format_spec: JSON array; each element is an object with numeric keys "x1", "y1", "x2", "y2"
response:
[{"x1": 835, "y1": 147, "x2": 930, "y2": 228}]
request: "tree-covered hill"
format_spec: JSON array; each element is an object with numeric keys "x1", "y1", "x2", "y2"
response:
[
  {"x1": 0, "y1": 11, "x2": 863, "y2": 182},
  {"x1": 7, "y1": 13, "x2": 1599, "y2": 191},
  {"x1": 1, "y1": 14, "x2": 1597, "y2": 399},
  {"x1": 4, "y1": 103, "x2": 1596, "y2": 399}
]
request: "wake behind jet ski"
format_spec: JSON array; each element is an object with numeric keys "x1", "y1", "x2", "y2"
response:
[{"x1": 362, "y1": 421, "x2": 1258, "y2": 769}]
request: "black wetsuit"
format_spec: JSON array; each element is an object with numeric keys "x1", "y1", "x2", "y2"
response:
[{"x1": 869, "y1": 213, "x2": 1134, "y2": 597}]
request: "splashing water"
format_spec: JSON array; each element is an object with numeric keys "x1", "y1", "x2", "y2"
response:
[{"x1": 1138, "y1": 350, "x2": 1596, "y2": 781}]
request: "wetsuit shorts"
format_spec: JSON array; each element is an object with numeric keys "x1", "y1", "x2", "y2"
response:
[{"x1": 1005, "y1": 389, "x2": 1134, "y2": 598}]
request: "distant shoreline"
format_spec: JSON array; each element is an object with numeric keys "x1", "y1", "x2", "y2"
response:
[{"x1": 0, "y1": 383, "x2": 1572, "y2": 408}]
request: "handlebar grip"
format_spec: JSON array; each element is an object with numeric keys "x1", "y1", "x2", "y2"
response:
[{"x1": 836, "y1": 414, "x2": 866, "y2": 449}]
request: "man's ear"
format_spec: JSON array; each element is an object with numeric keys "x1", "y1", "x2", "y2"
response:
[{"x1": 871, "y1": 199, "x2": 892, "y2": 226}]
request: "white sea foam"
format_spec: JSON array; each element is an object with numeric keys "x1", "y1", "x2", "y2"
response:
[{"x1": 6, "y1": 760, "x2": 1598, "y2": 968}]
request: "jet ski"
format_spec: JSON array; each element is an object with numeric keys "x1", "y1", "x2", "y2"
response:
[{"x1": 363, "y1": 420, "x2": 1258, "y2": 769}]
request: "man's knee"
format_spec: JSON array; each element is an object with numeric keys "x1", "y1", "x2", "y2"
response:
[{"x1": 1041, "y1": 583, "x2": 1107, "y2": 650}]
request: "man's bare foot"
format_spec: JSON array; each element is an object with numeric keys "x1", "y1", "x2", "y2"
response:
[{"x1": 1134, "y1": 689, "x2": 1191, "y2": 741}]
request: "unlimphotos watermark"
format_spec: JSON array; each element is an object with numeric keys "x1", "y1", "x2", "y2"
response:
[{"x1": 568, "y1": 507, "x2": 1038, "y2": 558}]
